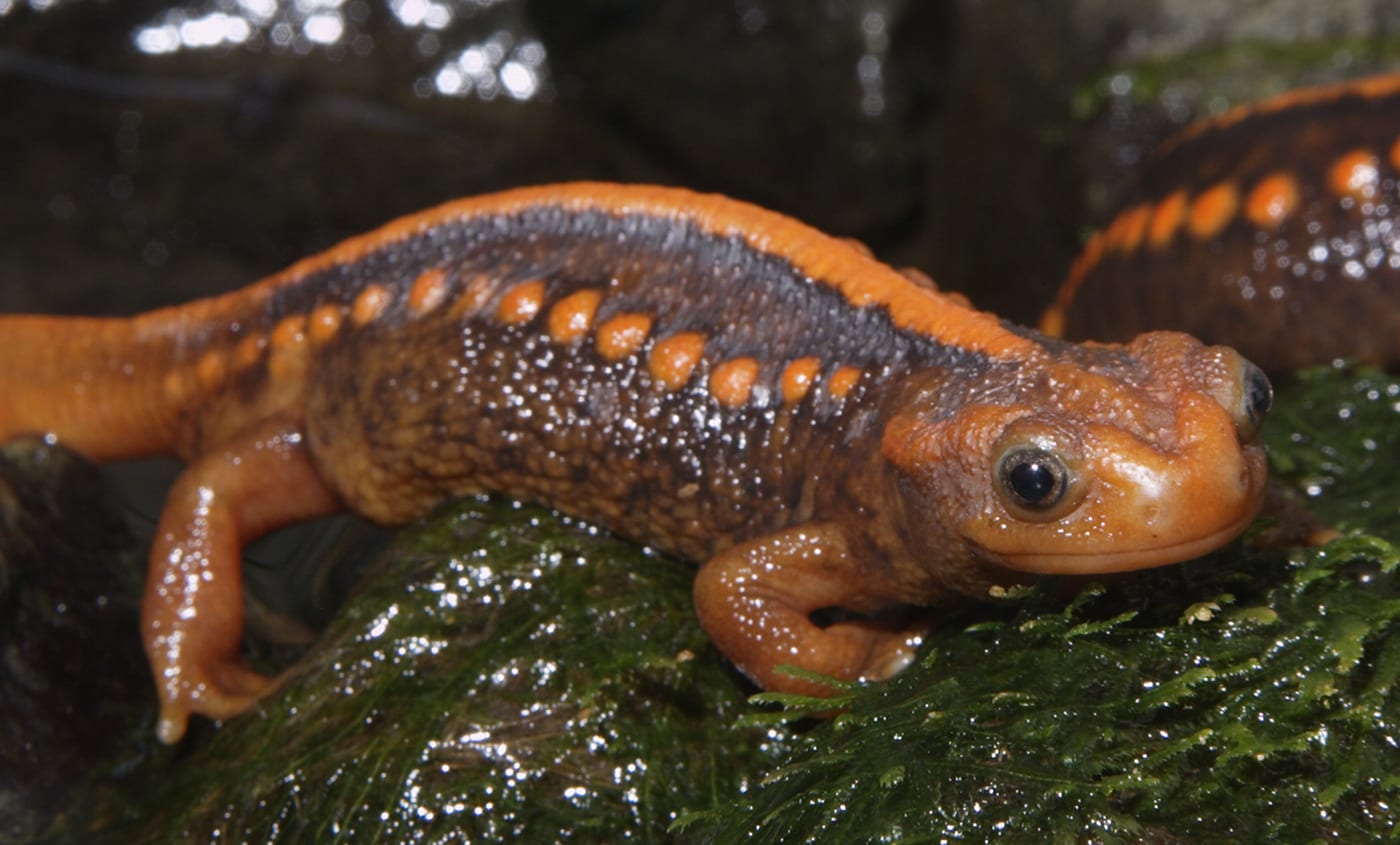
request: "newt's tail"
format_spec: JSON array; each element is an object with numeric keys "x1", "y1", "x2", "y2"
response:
[{"x1": 0, "y1": 312, "x2": 195, "y2": 461}]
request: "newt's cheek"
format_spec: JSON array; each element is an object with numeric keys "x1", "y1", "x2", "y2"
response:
[{"x1": 964, "y1": 395, "x2": 1269, "y2": 576}]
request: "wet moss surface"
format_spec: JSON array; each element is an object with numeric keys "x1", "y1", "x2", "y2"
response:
[
  {"x1": 66, "y1": 499, "x2": 784, "y2": 844},
  {"x1": 12, "y1": 368, "x2": 1395, "y2": 844}
]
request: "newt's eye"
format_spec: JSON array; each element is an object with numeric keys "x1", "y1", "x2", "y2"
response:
[
  {"x1": 996, "y1": 446, "x2": 1075, "y2": 521},
  {"x1": 1237, "y1": 360, "x2": 1272, "y2": 439}
]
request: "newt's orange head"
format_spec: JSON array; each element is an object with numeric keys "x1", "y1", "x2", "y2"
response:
[{"x1": 884, "y1": 331, "x2": 1271, "y2": 575}]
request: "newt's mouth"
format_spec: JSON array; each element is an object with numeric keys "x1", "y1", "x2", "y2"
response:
[
  {"x1": 979, "y1": 448, "x2": 1269, "y2": 576},
  {"x1": 988, "y1": 509, "x2": 1261, "y2": 575}
]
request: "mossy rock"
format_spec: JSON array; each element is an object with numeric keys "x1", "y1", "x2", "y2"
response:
[
  {"x1": 66, "y1": 499, "x2": 782, "y2": 843},
  {"x1": 17, "y1": 366, "x2": 1400, "y2": 844}
]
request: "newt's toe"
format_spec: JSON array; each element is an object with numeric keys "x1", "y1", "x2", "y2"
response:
[{"x1": 155, "y1": 661, "x2": 276, "y2": 744}]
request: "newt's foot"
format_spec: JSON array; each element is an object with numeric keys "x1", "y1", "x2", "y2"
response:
[
  {"x1": 695, "y1": 523, "x2": 929, "y2": 697},
  {"x1": 142, "y1": 418, "x2": 343, "y2": 743},
  {"x1": 154, "y1": 661, "x2": 278, "y2": 745}
]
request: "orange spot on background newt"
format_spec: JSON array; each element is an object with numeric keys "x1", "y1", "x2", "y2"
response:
[
  {"x1": 710, "y1": 357, "x2": 759, "y2": 407},
  {"x1": 408, "y1": 268, "x2": 449, "y2": 315},
  {"x1": 828, "y1": 366, "x2": 862, "y2": 398},
  {"x1": 649, "y1": 332, "x2": 706, "y2": 389},
  {"x1": 1187, "y1": 182, "x2": 1239, "y2": 239},
  {"x1": 1147, "y1": 190, "x2": 1188, "y2": 249},
  {"x1": 781, "y1": 357, "x2": 822, "y2": 404},
  {"x1": 1244, "y1": 172, "x2": 1300, "y2": 229},
  {"x1": 547, "y1": 289, "x2": 602, "y2": 343},
  {"x1": 309, "y1": 303, "x2": 344, "y2": 343},
  {"x1": 595, "y1": 313, "x2": 652, "y2": 362},
  {"x1": 1328, "y1": 149, "x2": 1380, "y2": 202},
  {"x1": 497, "y1": 279, "x2": 546, "y2": 326},
  {"x1": 1112, "y1": 205, "x2": 1152, "y2": 255},
  {"x1": 1390, "y1": 136, "x2": 1400, "y2": 172},
  {"x1": 352, "y1": 285, "x2": 390, "y2": 325}
]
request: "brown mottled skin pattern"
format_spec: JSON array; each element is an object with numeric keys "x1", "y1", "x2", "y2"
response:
[
  {"x1": 305, "y1": 206, "x2": 916, "y2": 546},
  {"x1": 1045, "y1": 73, "x2": 1400, "y2": 372},
  {"x1": 0, "y1": 184, "x2": 1271, "y2": 744}
]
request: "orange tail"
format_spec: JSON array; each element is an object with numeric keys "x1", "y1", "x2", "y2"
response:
[{"x1": 0, "y1": 312, "x2": 192, "y2": 461}]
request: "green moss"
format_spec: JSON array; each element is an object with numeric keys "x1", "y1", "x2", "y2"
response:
[
  {"x1": 81, "y1": 499, "x2": 788, "y2": 843},
  {"x1": 1264, "y1": 367, "x2": 1400, "y2": 535},
  {"x1": 1074, "y1": 35, "x2": 1400, "y2": 120}
]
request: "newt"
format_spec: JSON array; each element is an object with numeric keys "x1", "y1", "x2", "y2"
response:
[
  {"x1": 1042, "y1": 73, "x2": 1400, "y2": 372},
  {"x1": 0, "y1": 183, "x2": 1271, "y2": 743}
]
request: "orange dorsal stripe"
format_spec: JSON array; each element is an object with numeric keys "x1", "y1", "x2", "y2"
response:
[{"x1": 242, "y1": 183, "x2": 1041, "y2": 363}]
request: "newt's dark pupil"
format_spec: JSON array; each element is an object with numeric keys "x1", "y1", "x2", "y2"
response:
[{"x1": 1010, "y1": 461, "x2": 1056, "y2": 504}]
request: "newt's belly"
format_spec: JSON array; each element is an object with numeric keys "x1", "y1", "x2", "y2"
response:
[{"x1": 1043, "y1": 74, "x2": 1400, "y2": 372}]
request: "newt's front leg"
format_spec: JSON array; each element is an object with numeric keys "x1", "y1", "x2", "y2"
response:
[
  {"x1": 692, "y1": 523, "x2": 926, "y2": 696},
  {"x1": 144, "y1": 417, "x2": 341, "y2": 744}
]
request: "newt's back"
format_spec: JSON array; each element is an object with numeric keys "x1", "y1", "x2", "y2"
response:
[{"x1": 290, "y1": 191, "x2": 1014, "y2": 556}]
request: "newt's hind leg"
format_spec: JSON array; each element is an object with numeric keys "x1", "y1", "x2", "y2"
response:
[
  {"x1": 143, "y1": 417, "x2": 341, "y2": 744},
  {"x1": 693, "y1": 523, "x2": 926, "y2": 697}
]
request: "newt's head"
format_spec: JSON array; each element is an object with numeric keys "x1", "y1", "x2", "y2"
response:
[{"x1": 884, "y1": 331, "x2": 1271, "y2": 576}]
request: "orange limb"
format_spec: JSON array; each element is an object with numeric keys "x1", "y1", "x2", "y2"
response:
[
  {"x1": 692, "y1": 523, "x2": 925, "y2": 697},
  {"x1": 142, "y1": 416, "x2": 341, "y2": 744}
]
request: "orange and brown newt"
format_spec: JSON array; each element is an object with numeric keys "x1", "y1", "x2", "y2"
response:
[
  {"x1": 0, "y1": 183, "x2": 1271, "y2": 743},
  {"x1": 1043, "y1": 73, "x2": 1400, "y2": 372}
]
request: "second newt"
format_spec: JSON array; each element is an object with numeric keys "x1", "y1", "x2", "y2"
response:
[{"x1": 1043, "y1": 73, "x2": 1400, "y2": 371}]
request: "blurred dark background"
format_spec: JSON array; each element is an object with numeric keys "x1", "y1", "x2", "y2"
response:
[{"x1": 4, "y1": 1, "x2": 1398, "y2": 325}]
